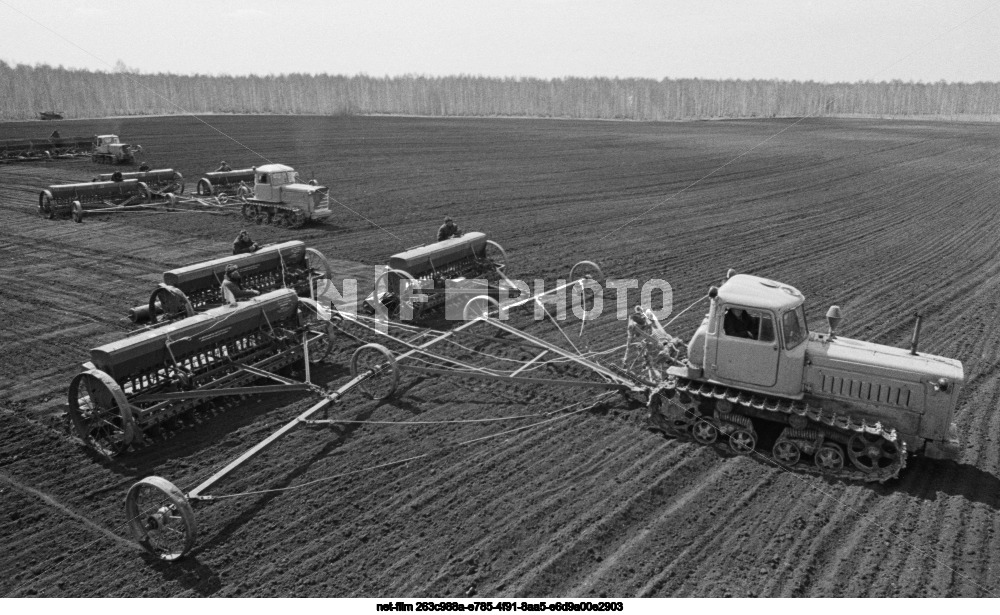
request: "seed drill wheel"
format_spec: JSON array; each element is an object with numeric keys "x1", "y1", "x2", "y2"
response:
[
  {"x1": 569, "y1": 260, "x2": 604, "y2": 308},
  {"x1": 37, "y1": 191, "x2": 57, "y2": 219},
  {"x1": 483, "y1": 240, "x2": 508, "y2": 275},
  {"x1": 67, "y1": 369, "x2": 137, "y2": 457},
  {"x1": 815, "y1": 443, "x2": 845, "y2": 472},
  {"x1": 350, "y1": 343, "x2": 399, "y2": 400},
  {"x1": 72, "y1": 200, "x2": 84, "y2": 223},
  {"x1": 305, "y1": 247, "x2": 333, "y2": 281},
  {"x1": 196, "y1": 178, "x2": 214, "y2": 196},
  {"x1": 847, "y1": 433, "x2": 900, "y2": 473},
  {"x1": 148, "y1": 285, "x2": 193, "y2": 324},
  {"x1": 372, "y1": 269, "x2": 418, "y2": 319},
  {"x1": 125, "y1": 476, "x2": 196, "y2": 561},
  {"x1": 298, "y1": 305, "x2": 335, "y2": 364},
  {"x1": 569, "y1": 260, "x2": 604, "y2": 284},
  {"x1": 463, "y1": 295, "x2": 502, "y2": 321}
]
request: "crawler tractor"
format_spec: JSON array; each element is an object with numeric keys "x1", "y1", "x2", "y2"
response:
[
  {"x1": 642, "y1": 272, "x2": 963, "y2": 482},
  {"x1": 92, "y1": 134, "x2": 142, "y2": 165},
  {"x1": 236, "y1": 164, "x2": 333, "y2": 228}
]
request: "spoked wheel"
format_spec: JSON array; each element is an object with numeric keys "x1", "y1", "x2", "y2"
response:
[
  {"x1": 298, "y1": 309, "x2": 334, "y2": 364},
  {"x1": 463, "y1": 295, "x2": 502, "y2": 321},
  {"x1": 847, "y1": 432, "x2": 902, "y2": 473},
  {"x1": 38, "y1": 193, "x2": 56, "y2": 219},
  {"x1": 350, "y1": 343, "x2": 400, "y2": 400},
  {"x1": 305, "y1": 247, "x2": 333, "y2": 281},
  {"x1": 815, "y1": 443, "x2": 845, "y2": 472},
  {"x1": 125, "y1": 476, "x2": 196, "y2": 561},
  {"x1": 67, "y1": 369, "x2": 136, "y2": 457},
  {"x1": 483, "y1": 240, "x2": 508, "y2": 276},
  {"x1": 691, "y1": 417, "x2": 719, "y2": 444},
  {"x1": 569, "y1": 260, "x2": 604, "y2": 284},
  {"x1": 72, "y1": 200, "x2": 84, "y2": 223},
  {"x1": 728, "y1": 428, "x2": 756, "y2": 455},
  {"x1": 372, "y1": 269, "x2": 418, "y2": 320},
  {"x1": 196, "y1": 178, "x2": 214, "y2": 196},
  {"x1": 773, "y1": 439, "x2": 801, "y2": 466},
  {"x1": 148, "y1": 285, "x2": 193, "y2": 324}
]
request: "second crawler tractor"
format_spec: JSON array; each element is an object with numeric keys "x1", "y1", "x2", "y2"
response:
[{"x1": 641, "y1": 272, "x2": 963, "y2": 482}]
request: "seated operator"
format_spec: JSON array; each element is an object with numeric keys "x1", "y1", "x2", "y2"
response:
[
  {"x1": 221, "y1": 264, "x2": 260, "y2": 306},
  {"x1": 437, "y1": 216, "x2": 462, "y2": 241},
  {"x1": 232, "y1": 230, "x2": 260, "y2": 255}
]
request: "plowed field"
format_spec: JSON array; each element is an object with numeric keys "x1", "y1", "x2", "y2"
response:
[{"x1": 2, "y1": 115, "x2": 1000, "y2": 597}]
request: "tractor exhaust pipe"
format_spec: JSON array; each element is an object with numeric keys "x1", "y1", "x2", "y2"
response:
[{"x1": 910, "y1": 312, "x2": 922, "y2": 355}]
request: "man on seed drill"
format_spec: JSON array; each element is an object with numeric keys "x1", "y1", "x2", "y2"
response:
[
  {"x1": 437, "y1": 216, "x2": 462, "y2": 241},
  {"x1": 216, "y1": 160, "x2": 232, "y2": 172},
  {"x1": 221, "y1": 264, "x2": 260, "y2": 306},
  {"x1": 232, "y1": 230, "x2": 260, "y2": 255}
]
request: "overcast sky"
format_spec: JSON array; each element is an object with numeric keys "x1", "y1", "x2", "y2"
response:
[{"x1": 0, "y1": 0, "x2": 997, "y2": 82}]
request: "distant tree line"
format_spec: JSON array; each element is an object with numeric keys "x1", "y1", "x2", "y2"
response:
[{"x1": 4, "y1": 60, "x2": 1000, "y2": 122}]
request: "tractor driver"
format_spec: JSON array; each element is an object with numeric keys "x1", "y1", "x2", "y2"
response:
[
  {"x1": 437, "y1": 216, "x2": 462, "y2": 241},
  {"x1": 216, "y1": 160, "x2": 232, "y2": 172},
  {"x1": 232, "y1": 230, "x2": 260, "y2": 255},
  {"x1": 221, "y1": 264, "x2": 260, "y2": 306}
]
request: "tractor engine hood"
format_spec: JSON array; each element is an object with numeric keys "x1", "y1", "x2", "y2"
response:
[
  {"x1": 803, "y1": 332, "x2": 964, "y2": 405},
  {"x1": 280, "y1": 183, "x2": 328, "y2": 195}
]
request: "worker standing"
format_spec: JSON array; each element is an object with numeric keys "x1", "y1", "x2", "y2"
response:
[{"x1": 216, "y1": 160, "x2": 232, "y2": 172}]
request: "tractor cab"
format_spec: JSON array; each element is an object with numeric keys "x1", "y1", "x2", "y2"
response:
[
  {"x1": 96, "y1": 135, "x2": 121, "y2": 147},
  {"x1": 253, "y1": 163, "x2": 298, "y2": 202},
  {"x1": 681, "y1": 274, "x2": 809, "y2": 398}
]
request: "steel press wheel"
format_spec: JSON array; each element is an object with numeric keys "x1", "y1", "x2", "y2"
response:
[
  {"x1": 350, "y1": 343, "x2": 400, "y2": 400},
  {"x1": 462, "y1": 295, "x2": 502, "y2": 321},
  {"x1": 483, "y1": 240, "x2": 508, "y2": 274},
  {"x1": 728, "y1": 428, "x2": 756, "y2": 455},
  {"x1": 691, "y1": 418, "x2": 718, "y2": 444},
  {"x1": 125, "y1": 476, "x2": 196, "y2": 561},
  {"x1": 72, "y1": 200, "x2": 84, "y2": 223},
  {"x1": 569, "y1": 260, "x2": 605, "y2": 284},
  {"x1": 773, "y1": 439, "x2": 801, "y2": 466},
  {"x1": 148, "y1": 285, "x2": 193, "y2": 324},
  {"x1": 305, "y1": 247, "x2": 333, "y2": 281},
  {"x1": 67, "y1": 369, "x2": 136, "y2": 457},
  {"x1": 847, "y1": 432, "x2": 901, "y2": 472},
  {"x1": 814, "y1": 443, "x2": 845, "y2": 472},
  {"x1": 298, "y1": 310, "x2": 334, "y2": 364}
]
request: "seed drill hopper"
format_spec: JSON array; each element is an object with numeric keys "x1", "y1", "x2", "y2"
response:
[
  {"x1": 130, "y1": 241, "x2": 333, "y2": 323},
  {"x1": 70, "y1": 288, "x2": 335, "y2": 458}
]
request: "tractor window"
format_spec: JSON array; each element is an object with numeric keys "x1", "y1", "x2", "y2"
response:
[
  {"x1": 258, "y1": 174, "x2": 269, "y2": 184},
  {"x1": 782, "y1": 306, "x2": 807, "y2": 349},
  {"x1": 723, "y1": 308, "x2": 775, "y2": 342}
]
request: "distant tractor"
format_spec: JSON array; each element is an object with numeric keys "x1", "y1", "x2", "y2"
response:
[
  {"x1": 237, "y1": 164, "x2": 333, "y2": 228},
  {"x1": 91, "y1": 135, "x2": 142, "y2": 165},
  {"x1": 39, "y1": 111, "x2": 64, "y2": 120}
]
